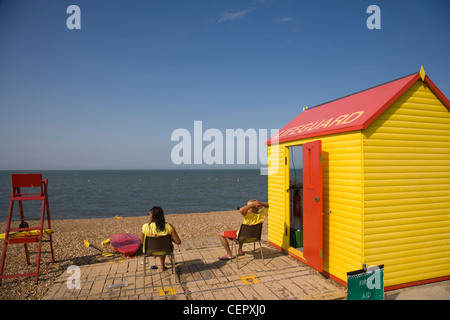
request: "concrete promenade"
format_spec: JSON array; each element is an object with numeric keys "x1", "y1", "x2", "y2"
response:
[
  {"x1": 43, "y1": 235, "x2": 450, "y2": 301},
  {"x1": 43, "y1": 236, "x2": 346, "y2": 300}
]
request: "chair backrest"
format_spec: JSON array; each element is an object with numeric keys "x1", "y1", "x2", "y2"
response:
[
  {"x1": 237, "y1": 223, "x2": 263, "y2": 243},
  {"x1": 144, "y1": 235, "x2": 173, "y2": 256},
  {"x1": 11, "y1": 174, "x2": 43, "y2": 196}
]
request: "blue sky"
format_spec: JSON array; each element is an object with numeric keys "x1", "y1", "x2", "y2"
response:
[{"x1": 0, "y1": 0, "x2": 449, "y2": 170}]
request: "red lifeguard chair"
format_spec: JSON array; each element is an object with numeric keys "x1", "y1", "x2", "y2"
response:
[{"x1": 0, "y1": 174, "x2": 55, "y2": 285}]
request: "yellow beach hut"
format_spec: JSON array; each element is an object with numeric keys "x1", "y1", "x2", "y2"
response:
[{"x1": 266, "y1": 67, "x2": 450, "y2": 290}]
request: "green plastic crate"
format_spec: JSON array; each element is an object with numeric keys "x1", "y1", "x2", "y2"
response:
[{"x1": 290, "y1": 228, "x2": 303, "y2": 248}]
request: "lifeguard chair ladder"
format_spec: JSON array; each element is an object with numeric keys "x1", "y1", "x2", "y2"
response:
[{"x1": 0, "y1": 173, "x2": 55, "y2": 285}]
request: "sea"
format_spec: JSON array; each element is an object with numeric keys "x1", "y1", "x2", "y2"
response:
[{"x1": 0, "y1": 170, "x2": 268, "y2": 221}]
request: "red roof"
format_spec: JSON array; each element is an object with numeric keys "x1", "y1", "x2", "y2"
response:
[{"x1": 267, "y1": 72, "x2": 450, "y2": 145}]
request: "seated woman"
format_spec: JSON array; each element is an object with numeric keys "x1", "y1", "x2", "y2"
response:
[{"x1": 141, "y1": 206, "x2": 181, "y2": 271}]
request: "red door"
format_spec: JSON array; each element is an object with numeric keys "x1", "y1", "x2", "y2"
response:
[{"x1": 302, "y1": 140, "x2": 323, "y2": 272}]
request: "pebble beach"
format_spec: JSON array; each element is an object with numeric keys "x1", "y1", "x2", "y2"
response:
[{"x1": 0, "y1": 210, "x2": 268, "y2": 300}]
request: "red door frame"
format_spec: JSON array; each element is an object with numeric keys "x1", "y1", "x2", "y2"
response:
[{"x1": 302, "y1": 140, "x2": 323, "y2": 272}]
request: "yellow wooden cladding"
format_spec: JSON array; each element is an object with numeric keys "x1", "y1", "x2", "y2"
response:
[
  {"x1": 267, "y1": 144, "x2": 288, "y2": 249},
  {"x1": 362, "y1": 81, "x2": 450, "y2": 287},
  {"x1": 268, "y1": 78, "x2": 450, "y2": 288},
  {"x1": 268, "y1": 132, "x2": 364, "y2": 283}
]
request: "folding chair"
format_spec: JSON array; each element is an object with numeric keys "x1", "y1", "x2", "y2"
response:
[
  {"x1": 143, "y1": 235, "x2": 177, "y2": 286},
  {"x1": 231, "y1": 223, "x2": 264, "y2": 269},
  {"x1": 0, "y1": 174, "x2": 55, "y2": 285}
]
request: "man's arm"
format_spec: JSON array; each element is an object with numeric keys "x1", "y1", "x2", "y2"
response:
[
  {"x1": 260, "y1": 201, "x2": 269, "y2": 208},
  {"x1": 239, "y1": 200, "x2": 269, "y2": 215},
  {"x1": 239, "y1": 203, "x2": 252, "y2": 215}
]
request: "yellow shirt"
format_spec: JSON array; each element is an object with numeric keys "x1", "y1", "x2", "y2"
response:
[
  {"x1": 237, "y1": 207, "x2": 267, "y2": 238},
  {"x1": 142, "y1": 222, "x2": 173, "y2": 237},
  {"x1": 242, "y1": 207, "x2": 268, "y2": 226},
  {"x1": 142, "y1": 222, "x2": 173, "y2": 254}
]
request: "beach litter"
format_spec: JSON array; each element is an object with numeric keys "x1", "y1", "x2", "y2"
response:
[
  {"x1": 106, "y1": 280, "x2": 128, "y2": 291},
  {"x1": 140, "y1": 261, "x2": 158, "y2": 269},
  {"x1": 83, "y1": 240, "x2": 114, "y2": 257}
]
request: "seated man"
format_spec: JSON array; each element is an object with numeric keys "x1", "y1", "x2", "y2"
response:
[{"x1": 218, "y1": 199, "x2": 269, "y2": 260}]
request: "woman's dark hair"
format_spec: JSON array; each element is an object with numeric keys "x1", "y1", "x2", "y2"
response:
[{"x1": 150, "y1": 206, "x2": 166, "y2": 232}]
